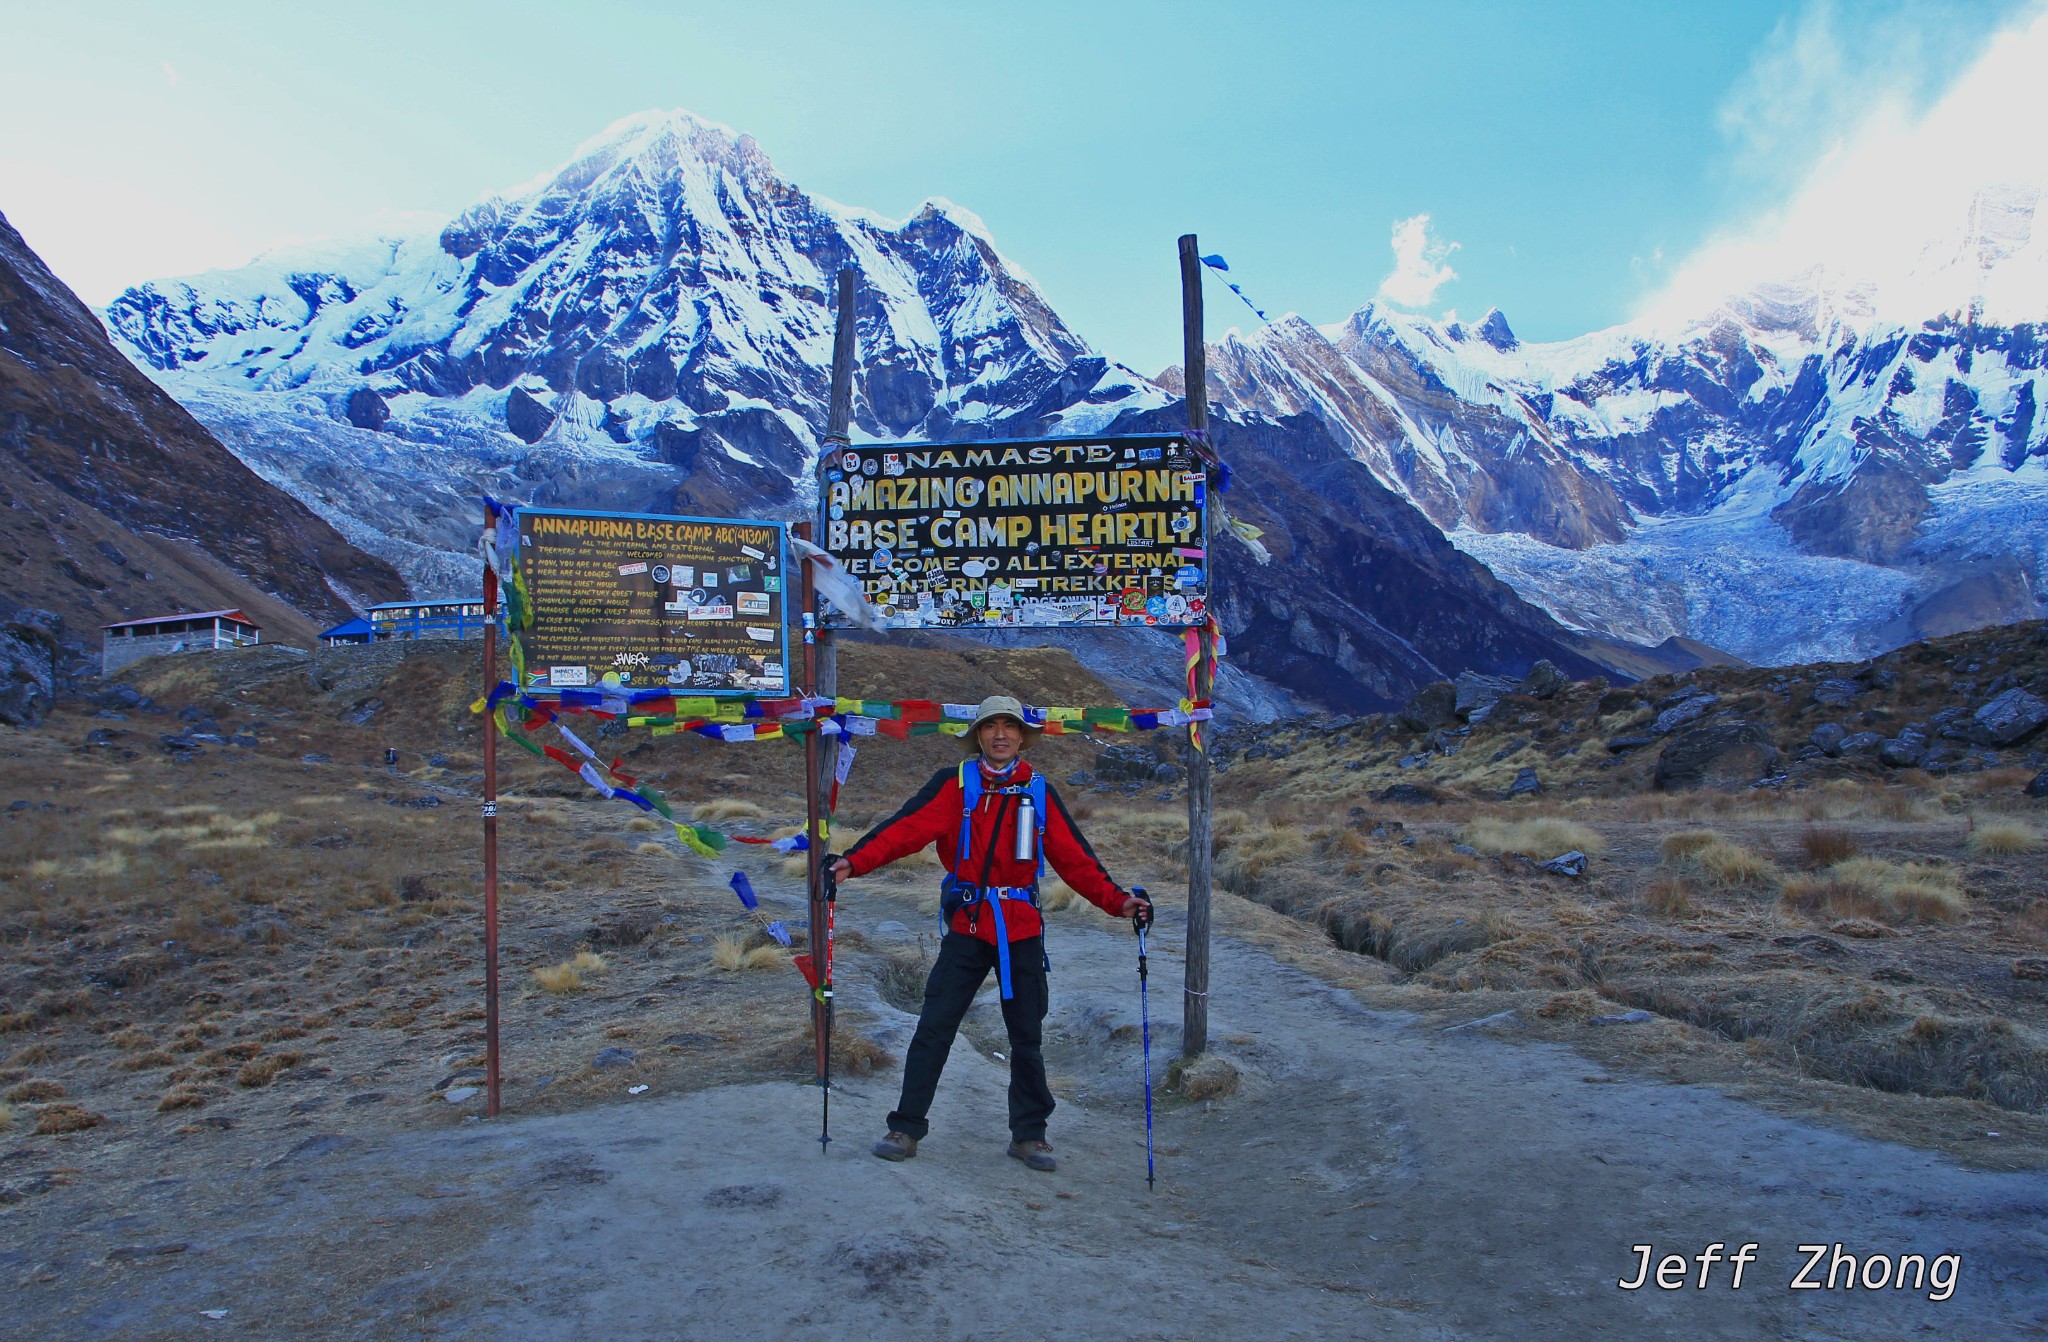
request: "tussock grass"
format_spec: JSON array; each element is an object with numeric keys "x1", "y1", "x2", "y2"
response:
[
  {"x1": 1642, "y1": 878, "x2": 1696, "y2": 918},
  {"x1": 1800, "y1": 826, "x2": 1859, "y2": 866},
  {"x1": 1463, "y1": 815, "x2": 1606, "y2": 857},
  {"x1": 533, "y1": 957, "x2": 590, "y2": 992},
  {"x1": 34, "y1": 1103, "x2": 101, "y2": 1135},
  {"x1": 156, "y1": 1088, "x2": 204, "y2": 1113},
  {"x1": 1166, "y1": 1053, "x2": 1241, "y2": 1100},
  {"x1": 1970, "y1": 820, "x2": 2040, "y2": 856},
  {"x1": 876, "y1": 941, "x2": 935, "y2": 1013},
  {"x1": 0, "y1": 1102, "x2": 12, "y2": 1131},
  {"x1": 693, "y1": 798, "x2": 764, "y2": 823},
  {"x1": 634, "y1": 842, "x2": 670, "y2": 858},
  {"x1": 1038, "y1": 878, "x2": 1081, "y2": 912},
  {"x1": 625, "y1": 817, "x2": 662, "y2": 833},
  {"x1": 1783, "y1": 857, "x2": 1967, "y2": 923},
  {"x1": 1660, "y1": 830, "x2": 1781, "y2": 887},
  {"x1": 115, "y1": 1050, "x2": 176, "y2": 1072},
  {"x1": 712, "y1": 934, "x2": 785, "y2": 972},
  {"x1": 6, "y1": 1078, "x2": 63, "y2": 1103},
  {"x1": 236, "y1": 1051, "x2": 301, "y2": 1087}
]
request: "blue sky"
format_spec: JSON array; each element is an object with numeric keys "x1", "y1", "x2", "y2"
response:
[{"x1": 0, "y1": 0, "x2": 2033, "y2": 372}]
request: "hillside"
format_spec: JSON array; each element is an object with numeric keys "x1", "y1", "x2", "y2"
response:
[
  {"x1": 2, "y1": 624, "x2": 2045, "y2": 1333},
  {"x1": 0, "y1": 210, "x2": 406, "y2": 652}
]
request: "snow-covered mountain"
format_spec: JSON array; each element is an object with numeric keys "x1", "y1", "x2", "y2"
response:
[
  {"x1": 1199, "y1": 201, "x2": 2048, "y2": 665},
  {"x1": 102, "y1": 109, "x2": 1608, "y2": 712},
  {"x1": 104, "y1": 111, "x2": 1170, "y2": 596}
]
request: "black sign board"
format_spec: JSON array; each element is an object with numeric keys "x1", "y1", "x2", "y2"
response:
[
  {"x1": 515, "y1": 508, "x2": 788, "y2": 695},
  {"x1": 819, "y1": 434, "x2": 1209, "y2": 629}
]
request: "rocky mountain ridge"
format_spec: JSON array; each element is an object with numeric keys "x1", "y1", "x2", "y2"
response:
[
  {"x1": 1197, "y1": 235, "x2": 2048, "y2": 665},
  {"x1": 0, "y1": 209, "x2": 406, "y2": 677}
]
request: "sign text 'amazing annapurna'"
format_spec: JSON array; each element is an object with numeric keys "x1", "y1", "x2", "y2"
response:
[
  {"x1": 819, "y1": 435, "x2": 1209, "y2": 629},
  {"x1": 515, "y1": 508, "x2": 789, "y2": 695}
]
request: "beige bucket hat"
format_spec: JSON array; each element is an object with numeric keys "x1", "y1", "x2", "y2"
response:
[{"x1": 965, "y1": 694, "x2": 1042, "y2": 750}]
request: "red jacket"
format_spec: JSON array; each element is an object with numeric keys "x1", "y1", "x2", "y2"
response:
[{"x1": 843, "y1": 757, "x2": 1131, "y2": 942}]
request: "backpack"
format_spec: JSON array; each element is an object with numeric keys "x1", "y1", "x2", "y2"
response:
[{"x1": 940, "y1": 759, "x2": 1050, "y2": 999}]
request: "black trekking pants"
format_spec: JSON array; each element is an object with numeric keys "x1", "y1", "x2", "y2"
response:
[{"x1": 887, "y1": 931, "x2": 1052, "y2": 1144}]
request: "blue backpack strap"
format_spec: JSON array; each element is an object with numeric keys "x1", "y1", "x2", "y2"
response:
[
  {"x1": 957, "y1": 760, "x2": 981, "y2": 864},
  {"x1": 1028, "y1": 771, "x2": 1047, "y2": 878}
]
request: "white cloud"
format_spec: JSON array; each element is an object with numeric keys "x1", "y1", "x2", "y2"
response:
[
  {"x1": 1377, "y1": 213, "x2": 1459, "y2": 309},
  {"x1": 161, "y1": 61, "x2": 180, "y2": 88},
  {"x1": 1642, "y1": 1, "x2": 2048, "y2": 331},
  {"x1": 0, "y1": 157, "x2": 269, "y2": 304}
]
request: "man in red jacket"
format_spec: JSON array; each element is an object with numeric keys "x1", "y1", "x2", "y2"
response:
[{"x1": 828, "y1": 694, "x2": 1151, "y2": 1172}]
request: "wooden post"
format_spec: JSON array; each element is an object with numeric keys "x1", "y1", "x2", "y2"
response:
[
  {"x1": 817, "y1": 269, "x2": 856, "y2": 789},
  {"x1": 1178, "y1": 234, "x2": 1214, "y2": 1060},
  {"x1": 796, "y1": 521, "x2": 830, "y2": 1112},
  {"x1": 480, "y1": 510, "x2": 503, "y2": 1116}
]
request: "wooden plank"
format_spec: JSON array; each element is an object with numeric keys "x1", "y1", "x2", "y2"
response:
[{"x1": 1177, "y1": 234, "x2": 1213, "y2": 1059}]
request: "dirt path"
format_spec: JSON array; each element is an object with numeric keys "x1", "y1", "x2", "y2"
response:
[{"x1": 11, "y1": 886, "x2": 2047, "y2": 1340}]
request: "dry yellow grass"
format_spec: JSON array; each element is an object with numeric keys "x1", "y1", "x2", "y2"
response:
[
  {"x1": 626, "y1": 817, "x2": 662, "y2": 832},
  {"x1": 1039, "y1": 878, "x2": 1080, "y2": 912},
  {"x1": 711, "y1": 933, "x2": 786, "y2": 971},
  {"x1": 0, "y1": 1102, "x2": 12, "y2": 1131},
  {"x1": 1642, "y1": 878, "x2": 1696, "y2": 918},
  {"x1": 33, "y1": 1103, "x2": 102, "y2": 1135},
  {"x1": 1783, "y1": 857, "x2": 1968, "y2": 923},
  {"x1": 571, "y1": 950, "x2": 607, "y2": 973},
  {"x1": 1659, "y1": 830, "x2": 1781, "y2": 887},
  {"x1": 694, "y1": 798, "x2": 765, "y2": 823},
  {"x1": 6, "y1": 1078, "x2": 64, "y2": 1103},
  {"x1": 635, "y1": 842, "x2": 670, "y2": 858},
  {"x1": 533, "y1": 959, "x2": 586, "y2": 992},
  {"x1": 236, "y1": 1051, "x2": 302, "y2": 1087},
  {"x1": 1463, "y1": 815, "x2": 1606, "y2": 857},
  {"x1": 1970, "y1": 820, "x2": 2040, "y2": 856}
]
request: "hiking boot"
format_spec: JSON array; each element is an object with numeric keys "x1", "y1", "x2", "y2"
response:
[
  {"x1": 872, "y1": 1131, "x2": 918, "y2": 1162},
  {"x1": 1007, "y1": 1138, "x2": 1057, "y2": 1172}
]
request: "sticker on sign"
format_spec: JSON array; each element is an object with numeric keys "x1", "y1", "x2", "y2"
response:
[
  {"x1": 745, "y1": 626, "x2": 775, "y2": 642},
  {"x1": 548, "y1": 666, "x2": 590, "y2": 687},
  {"x1": 616, "y1": 562, "x2": 649, "y2": 576}
]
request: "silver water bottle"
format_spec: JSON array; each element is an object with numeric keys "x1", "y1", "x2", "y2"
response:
[{"x1": 1013, "y1": 795, "x2": 1037, "y2": 861}]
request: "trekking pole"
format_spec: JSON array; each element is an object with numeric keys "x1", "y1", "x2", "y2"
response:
[
  {"x1": 1132, "y1": 886, "x2": 1155, "y2": 1192},
  {"x1": 819, "y1": 860, "x2": 837, "y2": 1154}
]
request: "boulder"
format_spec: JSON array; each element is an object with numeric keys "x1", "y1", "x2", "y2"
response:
[
  {"x1": 1811, "y1": 678, "x2": 1866, "y2": 707},
  {"x1": 1878, "y1": 733, "x2": 1927, "y2": 769},
  {"x1": 1397, "y1": 681, "x2": 1457, "y2": 731},
  {"x1": 1969, "y1": 688, "x2": 2048, "y2": 748},
  {"x1": 1505, "y1": 767, "x2": 1542, "y2": 799},
  {"x1": 1651, "y1": 694, "x2": 1719, "y2": 736},
  {"x1": 1094, "y1": 742, "x2": 1159, "y2": 782},
  {"x1": 1606, "y1": 735, "x2": 1655, "y2": 753},
  {"x1": 0, "y1": 610, "x2": 61, "y2": 727},
  {"x1": 1454, "y1": 671, "x2": 1518, "y2": 723},
  {"x1": 1539, "y1": 851, "x2": 1588, "y2": 877},
  {"x1": 343, "y1": 387, "x2": 390, "y2": 431},
  {"x1": 505, "y1": 386, "x2": 556, "y2": 444},
  {"x1": 1519, "y1": 660, "x2": 1568, "y2": 700},
  {"x1": 2026, "y1": 771, "x2": 2048, "y2": 799},
  {"x1": 1809, "y1": 722, "x2": 1848, "y2": 756},
  {"x1": 1837, "y1": 731, "x2": 1886, "y2": 757},
  {"x1": 1373, "y1": 782, "x2": 1442, "y2": 806},
  {"x1": 1653, "y1": 721, "x2": 1782, "y2": 792}
]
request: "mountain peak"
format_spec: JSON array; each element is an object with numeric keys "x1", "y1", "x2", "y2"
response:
[{"x1": 1475, "y1": 307, "x2": 1517, "y2": 351}]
